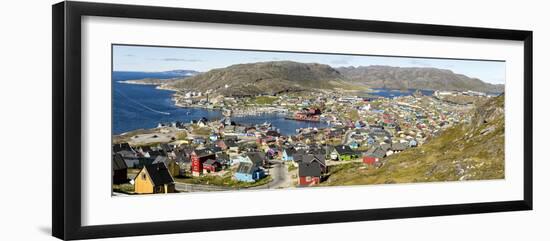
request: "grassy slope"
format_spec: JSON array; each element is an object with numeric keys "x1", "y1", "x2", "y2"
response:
[
  {"x1": 323, "y1": 95, "x2": 505, "y2": 186},
  {"x1": 252, "y1": 96, "x2": 278, "y2": 105}
]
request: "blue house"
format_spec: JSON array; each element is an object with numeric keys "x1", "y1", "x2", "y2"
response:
[
  {"x1": 409, "y1": 139, "x2": 418, "y2": 147},
  {"x1": 367, "y1": 137, "x2": 375, "y2": 145},
  {"x1": 234, "y1": 163, "x2": 265, "y2": 182},
  {"x1": 193, "y1": 137, "x2": 206, "y2": 145},
  {"x1": 282, "y1": 147, "x2": 297, "y2": 161},
  {"x1": 349, "y1": 141, "x2": 359, "y2": 149}
]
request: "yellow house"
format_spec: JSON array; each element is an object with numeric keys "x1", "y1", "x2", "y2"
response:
[{"x1": 134, "y1": 163, "x2": 176, "y2": 194}]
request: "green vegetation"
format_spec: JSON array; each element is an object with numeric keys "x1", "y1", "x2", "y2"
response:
[
  {"x1": 356, "y1": 145, "x2": 370, "y2": 151},
  {"x1": 334, "y1": 106, "x2": 361, "y2": 122},
  {"x1": 175, "y1": 172, "x2": 273, "y2": 188},
  {"x1": 438, "y1": 95, "x2": 480, "y2": 105},
  {"x1": 176, "y1": 131, "x2": 188, "y2": 140},
  {"x1": 253, "y1": 96, "x2": 278, "y2": 105},
  {"x1": 326, "y1": 138, "x2": 342, "y2": 146},
  {"x1": 132, "y1": 142, "x2": 163, "y2": 148},
  {"x1": 112, "y1": 128, "x2": 154, "y2": 144},
  {"x1": 192, "y1": 126, "x2": 212, "y2": 136},
  {"x1": 346, "y1": 109, "x2": 360, "y2": 122},
  {"x1": 112, "y1": 183, "x2": 135, "y2": 194},
  {"x1": 288, "y1": 164, "x2": 297, "y2": 172}
]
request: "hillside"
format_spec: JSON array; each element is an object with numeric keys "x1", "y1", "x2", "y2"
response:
[
  {"x1": 163, "y1": 61, "x2": 355, "y2": 96},
  {"x1": 323, "y1": 95, "x2": 505, "y2": 186},
  {"x1": 337, "y1": 65, "x2": 504, "y2": 93}
]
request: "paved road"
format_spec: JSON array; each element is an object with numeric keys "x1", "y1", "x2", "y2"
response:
[
  {"x1": 175, "y1": 182, "x2": 234, "y2": 192},
  {"x1": 250, "y1": 160, "x2": 291, "y2": 190},
  {"x1": 173, "y1": 160, "x2": 292, "y2": 192},
  {"x1": 342, "y1": 129, "x2": 354, "y2": 145}
]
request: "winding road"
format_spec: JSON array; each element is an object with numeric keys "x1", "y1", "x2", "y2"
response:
[{"x1": 342, "y1": 129, "x2": 355, "y2": 145}]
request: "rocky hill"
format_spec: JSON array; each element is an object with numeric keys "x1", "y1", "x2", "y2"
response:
[
  {"x1": 163, "y1": 61, "x2": 354, "y2": 96},
  {"x1": 337, "y1": 65, "x2": 504, "y2": 93},
  {"x1": 129, "y1": 62, "x2": 504, "y2": 95},
  {"x1": 324, "y1": 95, "x2": 505, "y2": 185}
]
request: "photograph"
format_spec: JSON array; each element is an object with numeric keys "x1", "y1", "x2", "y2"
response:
[
  {"x1": 0, "y1": 0, "x2": 542, "y2": 240},
  {"x1": 111, "y1": 44, "x2": 506, "y2": 195}
]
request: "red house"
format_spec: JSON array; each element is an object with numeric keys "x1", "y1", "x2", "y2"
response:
[
  {"x1": 203, "y1": 159, "x2": 221, "y2": 173},
  {"x1": 290, "y1": 108, "x2": 321, "y2": 122},
  {"x1": 362, "y1": 156, "x2": 378, "y2": 165},
  {"x1": 298, "y1": 154, "x2": 327, "y2": 186},
  {"x1": 363, "y1": 147, "x2": 385, "y2": 165},
  {"x1": 299, "y1": 172, "x2": 321, "y2": 185},
  {"x1": 191, "y1": 154, "x2": 202, "y2": 177},
  {"x1": 190, "y1": 149, "x2": 216, "y2": 176}
]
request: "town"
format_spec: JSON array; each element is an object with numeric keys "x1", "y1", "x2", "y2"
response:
[{"x1": 112, "y1": 88, "x2": 493, "y2": 195}]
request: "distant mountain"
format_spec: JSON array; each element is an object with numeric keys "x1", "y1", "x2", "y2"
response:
[
  {"x1": 115, "y1": 70, "x2": 199, "y2": 85},
  {"x1": 164, "y1": 61, "x2": 354, "y2": 96},
  {"x1": 337, "y1": 65, "x2": 504, "y2": 93},
  {"x1": 121, "y1": 63, "x2": 504, "y2": 94},
  {"x1": 160, "y1": 70, "x2": 200, "y2": 76}
]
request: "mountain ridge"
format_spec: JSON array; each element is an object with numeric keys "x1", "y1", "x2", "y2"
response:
[
  {"x1": 125, "y1": 61, "x2": 504, "y2": 95},
  {"x1": 337, "y1": 65, "x2": 504, "y2": 93},
  {"x1": 164, "y1": 61, "x2": 353, "y2": 96}
]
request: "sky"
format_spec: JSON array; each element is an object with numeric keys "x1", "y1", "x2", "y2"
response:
[{"x1": 113, "y1": 45, "x2": 506, "y2": 85}]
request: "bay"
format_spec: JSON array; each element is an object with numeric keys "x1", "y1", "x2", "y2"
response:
[{"x1": 112, "y1": 71, "x2": 330, "y2": 135}]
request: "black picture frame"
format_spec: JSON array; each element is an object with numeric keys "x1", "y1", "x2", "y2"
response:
[{"x1": 52, "y1": 1, "x2": 533, "y2": 240}]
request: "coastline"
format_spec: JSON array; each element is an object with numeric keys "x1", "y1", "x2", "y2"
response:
[
  {"x1": 119, "y1": 80, "x2": 294, "y2": 117},
  {"x1": 118, "y1": 80, "x2": 165, "y2": 86},
  {"x1": 156, "y1": 84, "x2": 179, "y2": 92}
]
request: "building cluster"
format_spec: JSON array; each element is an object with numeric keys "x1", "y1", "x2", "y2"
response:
[{"x1": 113, "y1": 90, "x2": 483, "y2": 193}]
